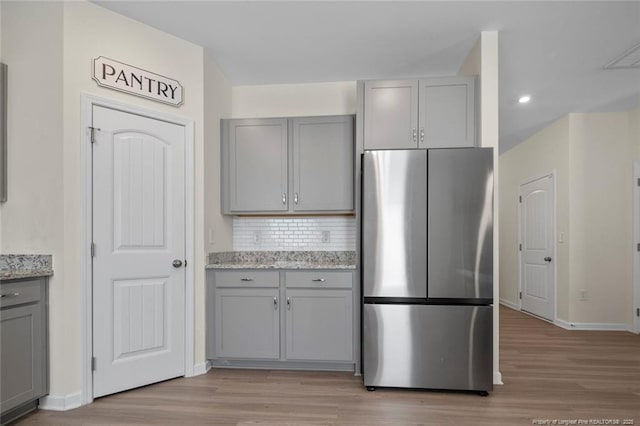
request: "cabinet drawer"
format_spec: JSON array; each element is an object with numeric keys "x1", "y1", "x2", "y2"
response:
[
  {"x1": 285, "y1": 271, "x2": 352, "y2": 289},
  {"x1": 215, "y1": 271, "x2": 279, "y2": 288},
  {"x1": 0, "y1": 280, "x2": 41, "y2": 308}
]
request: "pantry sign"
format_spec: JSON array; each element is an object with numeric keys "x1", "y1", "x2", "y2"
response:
[{"x1": 92, "y1": 56, "x2": 184, "y2": 107}]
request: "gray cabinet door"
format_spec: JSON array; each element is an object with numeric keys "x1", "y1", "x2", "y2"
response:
[
  {"x1": 227, "y1": 118, "x2": 288, "y2": 212},
  {"x1": 418, "y1": 77, "x2": 476, "y2": 148},
  {"x1": 215, "y1": 288, "x2": 280, "y2": 359},
  {"x1": 292, "y1": 116, "x2": 354, "y2": 212},
  {"x1": 285, "y1": 289, "x2": 353, "y2": 362},
  {"x1": 364, "y1": 80, "x2": 419, "y2": 150},
  {"x1": 0, "y1": 303, "x2": 44, "y2": 414}
]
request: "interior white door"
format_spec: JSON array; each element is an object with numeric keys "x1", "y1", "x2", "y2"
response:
[
  {"x1": 520, "y1": 174, "x2": 555, "y2": 321},
  {"x1": 92, "y1": 105, "x2": 185, "y2": 398}
]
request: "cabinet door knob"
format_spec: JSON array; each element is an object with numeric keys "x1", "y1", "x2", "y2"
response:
[
  {"x1": 273, "y1": 297, "x2": 278, "y2": 310},
  {"x1": 412, "y1": 128, "x2": 417, "y2": 142},
  {"x1": 172, "y1": 259, "x2": 183, "y2": 268},
  {"x1": 420, "y1": 128, "x2": 425, "y2": 143},
  {"x1": 294, "y1": 192, "x2": 299, "y2": 204},
  {"x1": 282, "y1": 193, "x2": 287, "y2": 205},
  {"x1": 287, "y1": 297, "x2": 291, "y2": 310}
]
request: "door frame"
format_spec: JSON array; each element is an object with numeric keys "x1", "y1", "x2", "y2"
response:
[
  {"x1": 80, "y1": 93, "x2": 195, "y2": 405},
  {"x1": 517, "y1": 170, "x2": 557, "y2": 321},
  {"x1": 634, "y1": 161, "x2": 640, "y2": 334}
]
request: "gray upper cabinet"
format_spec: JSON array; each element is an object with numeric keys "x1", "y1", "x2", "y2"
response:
[
  {"x1": 364, "y1": 80, "x2": 419, "y2": 150},
  {"x1": 363, "y1": 76, "x2": 476, "y2": 150},
  {"x1": 225, "y1": 118, "x2": 288, "y2": 213},
  {"x1": 292, "y1": 116, "x2": 354, "y2": 212},
  {"x1": 419, "y1": 77, "x2": 476, "y2": 148},
  {"x1": 222, "y1": 115, "x2": 355, "y2": 215}
]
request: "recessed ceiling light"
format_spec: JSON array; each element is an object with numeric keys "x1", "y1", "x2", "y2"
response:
[{"x1": 518, "y1": 95, "x2": 531, "y2": 104}]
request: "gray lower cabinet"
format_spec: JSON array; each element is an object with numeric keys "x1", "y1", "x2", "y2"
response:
[
  {"x1": 285, "y1": 289, "x2": 352, "y2": 362},
  {"x1": 221, "y1": 115, "x2": 354, "y2": 215},
  {"x1": 363, "y1": 76, "x2": 476, "y2": 150},
  {"x1": 208, "y1": 269, "x2": 355, "y2": 370},
  {"x1": 215, "y1": 288, "x2": 280, "y2": 359},
  {"x1": 1, "y1": 278, "x2": 48, "y2": 425}
]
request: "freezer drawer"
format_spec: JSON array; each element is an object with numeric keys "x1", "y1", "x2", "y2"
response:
[{"x1": 363, "y1": 303, "x2": 493, "y2": 392}]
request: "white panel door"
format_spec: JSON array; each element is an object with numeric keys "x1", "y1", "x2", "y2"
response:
[
  {"x1": 520, "y1": 174, "x2": 555, "y2": 321},
  {"x1": 92, "y1": 105, "x2": 185, "y2": 398}
]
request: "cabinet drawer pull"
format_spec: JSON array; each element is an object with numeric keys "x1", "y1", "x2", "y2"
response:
[
  {"x1": 273, "y1": 297, "x2": 278, "y2": 310},
  {"x1": 240, "y1": 278, "x2": 254, "y2": 282},
  {"x1": 412, "y1": 128, "x2": 417, "y2": 142},
  {"x1": 311, "y1": 278, "x2": 326, "y2": 283},
  {"x1": 1, "y1": 292, "x2": 20, "y2": 298},
  {"x1": 287, "y1": 297, "x2": 291, "y2": 310},
  {"x1": 420, "y1": 127, "x2": 425, "y2": 143},
  {"x1": 282, "y1": 193, "x2": 287, "y2": 205},
  {"x1": 294, "y1": 192, "x2": 299, "y2": 204}
]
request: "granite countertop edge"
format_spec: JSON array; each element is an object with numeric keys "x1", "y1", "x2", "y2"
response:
[
  {"x1": 206, "y1": 263, "x2": 356, "y2": 270},
  {"x1": 0, "y1": 269, "x2": 54, "y2": 281},
  {"x1": 206, "y1": 251, "x2": 357, "y2": 270}
]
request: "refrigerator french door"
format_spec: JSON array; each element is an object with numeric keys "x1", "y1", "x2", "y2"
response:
[{"x1": 362, "y1": 148, "x2": 494, "y2": 393}]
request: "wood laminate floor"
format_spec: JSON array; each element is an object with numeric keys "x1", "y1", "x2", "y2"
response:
[{"x1": 18, "y1": 307, "x2": 640, "y2": 425}]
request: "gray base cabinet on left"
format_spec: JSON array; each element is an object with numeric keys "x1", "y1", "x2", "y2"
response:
[
  {"x1": 207, "y1": 269, "x2": 356, "y2": 370},
  {"x1": 0, "y1": 278, "x2": 48, "y2": 425}
]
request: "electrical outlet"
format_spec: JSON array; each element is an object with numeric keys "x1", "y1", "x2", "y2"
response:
[
  {"x1": 559, "y1": 232, "x2": 565, "y2": 243},
  {"x1": 322, "y1": 231, "x2": 330, "y2": 243},
  {"x1": 579, "y1": 289, "x2": 588, "y2": 301},
  {"x1": 253, "y1": 231, "x2": 261, "y2": 245}
]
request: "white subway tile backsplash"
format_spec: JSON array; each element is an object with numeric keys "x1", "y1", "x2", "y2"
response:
[{"x1": 233, "y1": 216, "x2": 356, "y2": 251}]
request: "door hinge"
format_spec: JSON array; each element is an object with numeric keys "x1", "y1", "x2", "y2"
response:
[
  {"x1": 184, "y1": 259, "x2": 188, "y2": 268},
  {"x1": 637, "y1": 178, "x2": 640, "y2": 187},
  {"x1": 519, "y1": 292, "x2": 522, "y2": 299},
  {"x1": 636, "y1": 308, "x2": 639, "y2": 317},
  {"x1": 519, "y1": 243, "x2": 522, "y2": 251},
  {"x1": 91, "y1": 242, "x2": 96, "y2": 258},
  {"x1": 637, "y1": 243, "x2": 640, "y2": 252},
  {"x1": 91, "y1": 357, "x2": 96, "y2": 371},
  {"x1": 519, "y1": 196, "x2": 522, "y2": 203},
  {"x1": 89, "y1": 126, "x2": 101, "y2": 144}
]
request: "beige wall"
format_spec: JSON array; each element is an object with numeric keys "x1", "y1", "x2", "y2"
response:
[
  {"x1": 202, "y1": 52, "x2": 233, "y2": 361},
  {"x1": 61, "y1": 0, "x2": 211, "y2": 396},
  {"x1": 569, "y1": 111, "x2": 637, "y2": 324},
  {"x1": 499, "y1": 116, "x2": 571, "y2": 319},
  {"x1": 0, "y1": 0, "x2": 66, "y2": 394},
  {"x1": 1, "y1": 0, "x2": 232, "y2": 399},
  {"x1": 231, "y1": 81, "x2": 357, "y2": 118},
  {"x1": 500, "y1": 108, "x2": 640, "y2": 326}
]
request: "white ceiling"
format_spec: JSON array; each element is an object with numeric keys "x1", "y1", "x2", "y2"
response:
[{"x1": 93, "y1": 1, "x2": 640, "y2": 152}]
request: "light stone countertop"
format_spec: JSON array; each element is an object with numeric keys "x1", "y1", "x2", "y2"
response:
[
  {"x1": 0, "y1": 254, "x2": 53, "y2": 281},
  {"x1": 206, "y1": 251, "x2": 356, "y2": 270}
]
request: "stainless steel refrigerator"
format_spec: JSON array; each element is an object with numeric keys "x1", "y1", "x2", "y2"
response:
[{"x1": 362, "y1": 148, "x2": 493, "y2": 394}]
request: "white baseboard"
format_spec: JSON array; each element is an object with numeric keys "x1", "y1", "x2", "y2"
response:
[
  {"x1": 493, "y1": 371, "x2": 503, "y2": 385},
  {"x1": 190, "y1": 361, "x2": 211, "y2": 377},
  {"x1": 39, "y1": 392, "x2": 82, "y2": 411},
  {"x1": 554, "y1": 318, "x2": 632, "y2": 331},
  {"x1": 499, "y1": 298, "x2": 520, "y2": 311}
]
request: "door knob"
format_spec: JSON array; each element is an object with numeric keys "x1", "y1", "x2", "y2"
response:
[
  {"x1": 544, "y1": 257, "x2": 552, "y2": 262},
  {"x1": 172, "y1": 259, "x2": 183, "y2": 268}
]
